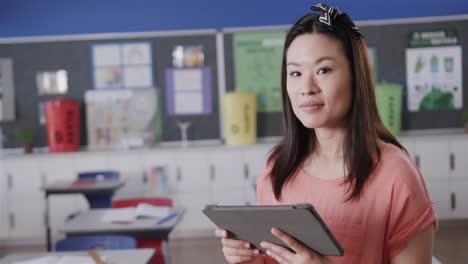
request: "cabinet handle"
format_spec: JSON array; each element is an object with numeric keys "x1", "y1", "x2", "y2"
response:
[
  {"x1": 449, "y1": 153, "x2": 455, "y2": 171},
  {"x1": 451, "y1": 193, "x2": 456, "y2": 210},
  {"x1": 209, "y1": 164, "x2": 216, "y2": 182},
  {"x1": 244, "y1": 164, "x2": 249, "y2": 180},
  {"x1": 40, "y1": 172, "x2": 46, "y2": 186},
  {"x1": 176, "y1": 166, "x2": 182, "y2": 182},
  {"x1": 142, "y1": 170, "x2": 148, "y2": 183},
  {"x1": 7, "y1": 173, "x2": 12, "y2": 190},
  {"x1": 9, "y1": 213, "x2": 15, "y2": 229},
  {"x1": 414, "y1": 155, "x2": 420, "y2": 168}
]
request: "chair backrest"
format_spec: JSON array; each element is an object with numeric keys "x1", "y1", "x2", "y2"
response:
[
  {"x1": 78, "y1": 170, "x2": 120, "y2": 181},
  {"x1": 55, "y1": 235, "x2": 136, "y2": 251},
  {"x1": 112, "y1": 197, "x2": 173, "y2": 208}
]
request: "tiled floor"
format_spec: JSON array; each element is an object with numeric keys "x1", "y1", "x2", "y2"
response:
[{"x1": 1, "y1": 220, "x2": 467, "y2": 263}]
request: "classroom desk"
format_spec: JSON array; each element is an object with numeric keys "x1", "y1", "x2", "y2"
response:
[
  {"x1": 42, "y1": 180, "x2": 126, "y2": 251},
  {"x1": 60, "y1": 208, "x2": 184, "y2": 240},
  {"x1": 0, "y1": 249, "x2": 154, "y2": 264}
]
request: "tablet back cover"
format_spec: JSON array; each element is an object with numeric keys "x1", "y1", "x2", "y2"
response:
[{"x1": 203, "y1": 204, "x2": 343, "y2": 256}]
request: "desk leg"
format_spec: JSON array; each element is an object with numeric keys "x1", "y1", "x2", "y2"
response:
[{"x1": 45, "y1": 193, "x2": 51, "y2": 251}]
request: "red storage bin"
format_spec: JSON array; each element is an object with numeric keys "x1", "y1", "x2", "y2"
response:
[{"x1": 44, "y1": 98, "x2": 80, "y2": 152}]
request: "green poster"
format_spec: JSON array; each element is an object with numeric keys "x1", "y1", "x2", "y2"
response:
[
  {"x1": 375, "y1": 83, "x2": 402, "y2": 136},
  {"x1": 233, "y1": 31, "x2": 286, "y2": 112}
]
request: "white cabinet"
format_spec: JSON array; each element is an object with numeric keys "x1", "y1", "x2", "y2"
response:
[
  {"x1": 3, "y1": 156, "x2": 44, "y2": 197},
  {"x1": 209, "y1": 149, "x2": 245, "y2": 205},
  {"x1": 243, "y1": 144, "x2": 272, "y2": 205},
  {"x1": 0, "y1": 160, "x2": 7, "y2": 239},
  {"x1": 3, "y1": 156, "x2": 46, "y2": 241},
  {"x1": 450, "y1": 180, "x2": 468, "y2": 219},
  {"x1": 140, "y1": 149, "x2": 176, "y2": 196},
  {"x1": 6, "y1": 198, "x2": 45, "y2": 240},
  {"x1": 448, "y1": 138, "x2": 468, "y2": 180},
  {"x1": 426, "y1": 180, "x2": 451, "y2": 220},
  {"x1": 173, "y1": 190, "x2": 212, "y2": 236},
  {"x1": 107, "y1": 152, "x2": 144, "y2": 199},
  {"x1": 413, "y1": 140, "x2": 450, "y2": 181},
  {"x1": 172, "y1": 150, "x2": 210, "y2": 192}
]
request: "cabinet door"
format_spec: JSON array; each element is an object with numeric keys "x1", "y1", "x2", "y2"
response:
[
  {"x1": 209, "y1": 149, "x2": 244, "y2": 189},
  {"x1": 7, "y1": 197, "x2": 45, "y2": 240},
  {"x1": 140, "y1": 150, "x2": 176, "y2": 196},
  {"x1": 173, "y1": 150, "x2": 210, "y2": 192},
  {"x1": 450, "y1": 180, "x2": 468, "y2": 219},
  {"x1": 413, "y1": 140, "x2": 450, "y2": 181},
  {"x1": 242, "y1": 145, "x2": 272, "y2": 205},
  {"x1": 243, "y1": 145, "x2": 272, "y2": 184},
  {"x1": 4, "y1": 157, "x2": 43, "y2": 197},
  {"x1": 212, "y1": 187, "x2": 245, "y2": 205},
  {"x1": 449, "y1": 139, "x2": 468, "y2": 180},
  {"x1": 426, "y1": 180, "x2": 451, "y2": 220},
  {"x1": 0, "y1": 160, "x2": 6, "y2": 239},
  {"x1": 107, "y1": 152, "x2": 145, "y2": 199},
  {"x1": 173, "y1": 190, "x2": 212, "y2": 235}
]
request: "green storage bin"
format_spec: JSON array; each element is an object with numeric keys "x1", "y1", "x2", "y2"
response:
[{"x1": 375, "y1": 83, "x2": 402, "y2": 136}]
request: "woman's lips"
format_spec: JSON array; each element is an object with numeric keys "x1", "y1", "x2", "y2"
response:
[{"x1": 300, "y1": 102, "x2": 324, "y2": 111}]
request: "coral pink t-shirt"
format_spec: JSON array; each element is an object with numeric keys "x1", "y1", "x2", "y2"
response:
[{"x1": 249, "y1": 143, "x2": 438, "y2": 264}]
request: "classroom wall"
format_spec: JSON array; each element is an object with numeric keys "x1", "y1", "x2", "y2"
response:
[{"x1": 1, "y1": 0, "x2": 468, "y2": 38}]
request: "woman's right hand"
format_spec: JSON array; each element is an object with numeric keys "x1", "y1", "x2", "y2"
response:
[{"x1": 215, "y1": 228, "x2": 260, "y2": 263}]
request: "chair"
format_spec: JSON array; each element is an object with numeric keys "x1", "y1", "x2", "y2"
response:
[
  {"x1": 78, "y1": 170, "x2": 120, "y2": 208},
  {"x1": 55, "y1": 235, "x2": 136, "y2": 251},
  {"x1": 112, "y1": 197, "x2": 173, "y2": 264}
]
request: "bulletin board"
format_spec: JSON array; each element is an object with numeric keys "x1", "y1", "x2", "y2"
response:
[
  {"x1": 223, "y1": 17, "x2": 468, "y2": 137},
  {"x1": 0, "y1": 30, "x2": 220, "y2": 148}
]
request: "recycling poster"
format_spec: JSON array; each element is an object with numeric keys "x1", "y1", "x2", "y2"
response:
[{"x1": 405, "y1": 30, "x2": 462, "y2": 112}]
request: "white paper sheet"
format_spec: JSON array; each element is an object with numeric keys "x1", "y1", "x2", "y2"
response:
[
  {"x1": 175, "y1": 92, "x2": 203, "y2": 114},
  {"x1": 123, "y1": 43, "x2": 151, "y2": 65},
  {"x1": 123, "y1": 66, "x2": 152, "y2": 87},
  {"x1": 93, "y1": 45, "x2": 121, "y2": 66},
  {"x1": 174, "y1": 69, "x2": 202, "y2": 92},
  {"x1": 12, "y1": 256, "x2": 95, "y2": 264}
]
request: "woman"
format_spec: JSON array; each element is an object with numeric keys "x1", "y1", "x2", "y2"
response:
[{"x1": 215, "y1": 3, "x2": 437, "y2": 264}]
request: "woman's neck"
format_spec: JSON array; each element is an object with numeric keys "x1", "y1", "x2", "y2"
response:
[{"x1": 311, "y1": 126, "x2": 347, "y2": 162}]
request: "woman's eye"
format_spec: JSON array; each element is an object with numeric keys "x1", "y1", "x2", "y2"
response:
[
  {"x1": 317, "y1": 67, "x2": 332, "y2": 75},
  {"x1": 289, "y1": 71, "x2": 301, "y2": 77}
]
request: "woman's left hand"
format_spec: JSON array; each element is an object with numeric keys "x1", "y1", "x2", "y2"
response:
[{"x1": 260, "y1": 227, "x2": 335, "y2": 264}]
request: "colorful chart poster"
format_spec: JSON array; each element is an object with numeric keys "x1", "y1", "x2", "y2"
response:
[
  {"x1": 233, "y1": 31, "x2": 286, "y2": 112},
  {"x1": 165, "y1": 67, "x2": 212, "y2": 115},
  {"x1": 406, "y1": 30, "x2": 462, "y2": 112},
  {"x1": 92, "y1": 42, "x2": 153, "y2": 89}
]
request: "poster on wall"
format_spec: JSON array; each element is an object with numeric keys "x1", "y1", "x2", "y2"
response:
[
  {"x1": 406, "y1": 30, "x2": 462, "y2": 112},
  {"x1": 165, "y1": 67, "x2": 212, "y2": 116},
  {"x1": 233, "y1": 31, "x2": 286, "y2": 113},
  {"x1": 85, "y1": 88, "x2": 160, "y2": 149},
  {"x1": 92, "y1": 42, "x2": 154, "y2": 89}
]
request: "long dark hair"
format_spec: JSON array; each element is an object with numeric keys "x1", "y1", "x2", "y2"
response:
[{"x1": 268, "y1": 12, "x2": 406, "y2": 201}]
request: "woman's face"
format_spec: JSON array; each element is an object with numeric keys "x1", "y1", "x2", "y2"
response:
[{"x1": 286, "y1": 33, "x2": 353, "y2": 129}]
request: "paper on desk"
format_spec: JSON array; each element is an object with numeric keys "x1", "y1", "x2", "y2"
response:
[
  {"x1": 12, "y1": 256, "x2": 59, "y2": 264},
  {"x1": 135, "y1": 203, "x2": 171, "y2": 218},
  {"x1": 100, "y1": 203, "x2": 172, "y2": 223},
  {"x1": 12, "y1": 255, "x2": 95, "y2": 264},
  {"x1": 101, "y1": 207, "x2": 137, "y2": 223}
]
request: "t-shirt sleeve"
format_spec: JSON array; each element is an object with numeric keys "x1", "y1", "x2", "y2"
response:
[{"x1": 386, "y1": 157, "x2": 438, "y2": 260}]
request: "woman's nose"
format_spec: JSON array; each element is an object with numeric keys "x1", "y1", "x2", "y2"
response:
[{"x1": 301, "y1": 77, "x2": 320, "y2": 95}]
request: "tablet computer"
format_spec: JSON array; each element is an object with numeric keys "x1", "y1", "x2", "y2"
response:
[{"x1": 202, "y1": 203, "x2": 343, "y2": 256}]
